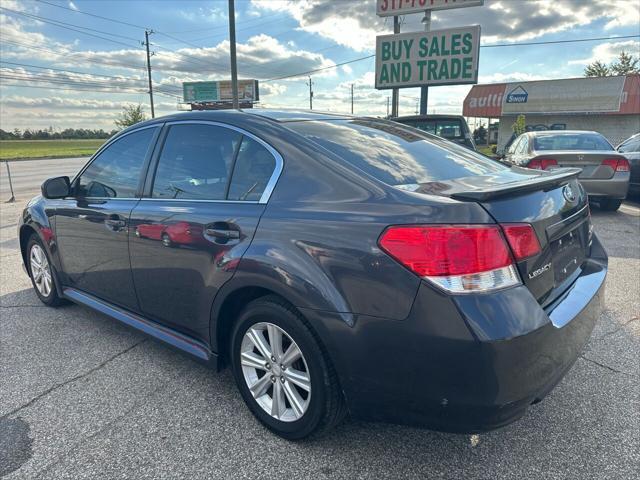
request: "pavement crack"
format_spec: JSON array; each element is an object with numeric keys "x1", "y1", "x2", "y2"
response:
[
  {"x1": 0, "y1": 304, "x2": 48, "y2": 308},
  {"x1": 593, "y1": 316, "x2": 639, "y2": 342},
  {"x1": 1, "y1": 339, "x2": 148, "y2": 419},
  {"x1": 578, "y1": 354, "x2": 636, "y2": 378}
]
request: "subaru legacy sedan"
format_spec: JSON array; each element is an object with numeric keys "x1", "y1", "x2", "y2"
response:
[
  {"x1": 503, "y1": 130, "x2": 630, "y2": 211},
  {"x1": 19, "y1": 110, "x2": 606, "y2": 439}
]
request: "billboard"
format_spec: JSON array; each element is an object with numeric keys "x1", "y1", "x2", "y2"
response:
[
  {"x1": 183, "y1": 80, "x2": 259, "y2": 103},
  {"x1": 376, "y1": 0, "x2": 484, "y2": 17},
  {"x1": 375, "y1": 25, "x2": 480, "y2": 89},
  {"x1": 463, "y1": 75, "x2": 640, "y2": 117}
]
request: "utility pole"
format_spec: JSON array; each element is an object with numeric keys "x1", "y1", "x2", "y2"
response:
[
  {"x1": 350, "y1": 83, "x2": 354, "y2": 114},
  {"x1": 386, "y1": 96, "x2": 390, "y2": 117},
  {"x1": 306, "y1": 76, "x2": 314, "y2": 110},
  {"x1": 228, "y1": 0, "x2": 239, "y2": 109},
  {"x1": 419, "y1": 10, "x2": 431, "y2": 116},
  {"x1": 143, "y1": 29, "x2": 155, "y2": 118},
  {"x1": 391, "y1": 15, "x2": 400, "y2": 117}
]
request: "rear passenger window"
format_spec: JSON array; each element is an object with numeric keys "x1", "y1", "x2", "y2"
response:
[
  {"x1": 227, "y1": 136, "x2": 276, "y2": 201},
  {"x1": 152, "y1": 124, "x2": 241, "y2": 200}
]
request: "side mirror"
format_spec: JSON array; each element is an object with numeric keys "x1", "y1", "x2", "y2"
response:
[{"x1": 41, "y1": 176, "x2": 70, "y2": 199}]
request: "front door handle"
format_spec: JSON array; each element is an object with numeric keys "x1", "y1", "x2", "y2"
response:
[{"x1": 205, "y1": 228, "x2": 240, "y2": 240}]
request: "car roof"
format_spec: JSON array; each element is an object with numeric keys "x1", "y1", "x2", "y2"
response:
[
  {"x1": 393, "y1": 114, "x2": 465, "y2": 121},
  {"x1": 527, "y1": 130, "x2": 601, "y2": 136}
]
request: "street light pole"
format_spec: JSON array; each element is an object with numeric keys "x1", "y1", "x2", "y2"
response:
[
  {"x1": 228, "y1": 0, "x2": 239, "y2": 109},
  {"x1": 419, "y1": 10, "x2": 431, "y2": 115},
  {"x1": 350, "y1": 83, "x2": 354, "y2": 114}
]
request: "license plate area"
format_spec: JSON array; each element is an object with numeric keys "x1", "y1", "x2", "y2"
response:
[{"x1": 550, "y1": 227, "x2": 587, "y2": 285}]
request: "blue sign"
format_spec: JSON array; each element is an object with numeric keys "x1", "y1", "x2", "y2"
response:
[{"x1": 506, "y1": 85, "x2": 528, "y2": 103}]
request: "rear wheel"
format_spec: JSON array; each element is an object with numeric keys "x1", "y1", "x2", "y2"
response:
[
  {"x1": 599, "y1": 198, "x2": 622, "y2": 211},
  {"x1": 27, "y1": 235, "x2": 64, "y2": 307},
  {"x1": 230, "y1": 295, "x2": 345, "y2": 440}
]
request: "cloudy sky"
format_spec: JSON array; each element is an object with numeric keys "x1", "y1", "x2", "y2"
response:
[{"x1": 1, "y1": 0, "x2": 639, "y2": 130}]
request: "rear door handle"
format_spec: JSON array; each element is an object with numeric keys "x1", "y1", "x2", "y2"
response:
[{"x1": 205, "y1": 228, "x2": 240, "y2": 240}]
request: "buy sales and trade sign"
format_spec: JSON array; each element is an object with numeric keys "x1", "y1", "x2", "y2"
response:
[{"x1": 375, "y1": 25, "x2": 480, "y2": 89}]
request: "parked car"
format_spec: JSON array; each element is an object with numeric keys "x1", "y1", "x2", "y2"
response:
[
  {"x1": 391, "y1": 114, "x2": 477, "y2": 150},
  {"x1": 616, "y1": 132, "x2": 640, "y2": 196},
  {"x1": 503, "y1": 130, "x2": 630, "y2": 211},
  {"x1": 19, "y1": 110, "x2": 606, "y2": 440}
]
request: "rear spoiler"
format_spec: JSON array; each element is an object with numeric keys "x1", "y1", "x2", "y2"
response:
[{"x1": 449, "y1": 168, "x2": 581, "y2": 201}]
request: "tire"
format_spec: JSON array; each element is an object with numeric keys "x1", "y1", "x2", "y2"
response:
[
  {"x1": 26, "y1": 235, "x2": 65, "y2": 307},
  {"x1": 599, "y1": 198, "x2": 622, "y2": 211},
  {"x1": 230, "y1": 295, "x2": 346, "y2": 440},
  {"x1": 161, "y1": 233, "x2": 173, "y2": 247}
]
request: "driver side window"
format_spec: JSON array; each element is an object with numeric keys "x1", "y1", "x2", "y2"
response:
[{"x1": 76, "y1": 127, "x2": 157, "y2": 198}]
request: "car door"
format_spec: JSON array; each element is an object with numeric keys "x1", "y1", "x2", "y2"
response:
[
  {"x1": 129, "y1": 121, "x2": 282, "y2": 340},
  {"x1": 54, "y1": 125, "x2": 161, "y2": 310}
]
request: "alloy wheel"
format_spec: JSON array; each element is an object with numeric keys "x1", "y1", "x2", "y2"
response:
[
  {"x1": 240, "y1": 322, "x2": 311, "y2": 422},
  {"x1": 30, "y1": 244, "x2": 53, "y2": 297}
]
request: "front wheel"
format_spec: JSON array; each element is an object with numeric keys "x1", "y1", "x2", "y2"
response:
[
  {"x1": 599, "y1": 198, "x2": 622, "y2": 211},
  {"x1": 230, "y1": 296, "x2": 346, "y2": 440},
  {"x1": 27, "y1": 235, "x2": 65, "y2": 307}
]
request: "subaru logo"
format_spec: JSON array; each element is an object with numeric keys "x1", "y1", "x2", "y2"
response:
[{"x1": 563, "y1": 184, "x2": 577, "y2": 203}]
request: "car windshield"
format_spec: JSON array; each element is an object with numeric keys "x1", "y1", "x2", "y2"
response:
[
  {"x1": 533, "y1": 133, "x2": 613, "y2": 151},
  {"x1": 403, "y1": 119, "x2": 464, "y2": 139},
  {"x1": 287, "y1": 119, "x2": 506, "y2": 186}
]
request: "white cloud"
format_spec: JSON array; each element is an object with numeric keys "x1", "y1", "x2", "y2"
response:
[
  {"x1": 68, "y1": 1, "x2": 79, "y2": 11},
  {"x1": 251, "y1": 0, "x2": 640, "y2": 51},
  {"x1": 568, "y1": 40, "x2": 640, "y2": 65}
]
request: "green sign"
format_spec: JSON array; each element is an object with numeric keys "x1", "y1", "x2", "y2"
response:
[
  {"x1": 183, "y1": 81, "x2": 219, "y2": 102},
  {"x1": 375, "y1": 25, "x2": 480, "y2": 89},
  {"x1": 183, "y1": 80, "x2": 259, "y2": 103}
]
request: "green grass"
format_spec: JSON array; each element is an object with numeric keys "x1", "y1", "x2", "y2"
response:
[
  {"x1": 478, "y1": 145, "x2": 497, "y2": 157},
  {"x1": 0, "y1": 139, "x2": 106, "y2": 160}
]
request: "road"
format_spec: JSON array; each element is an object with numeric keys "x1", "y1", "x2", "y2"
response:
[
  {"x1": 0, "y1": 160, "x2": 638, "y2": 479},
  {"x1": 0, "y1": 157, "x2": 88, "y2": 201}
]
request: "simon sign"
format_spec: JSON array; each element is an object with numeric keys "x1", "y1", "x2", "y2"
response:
[{"x1": 375, "y1": 25, "x2": 481, "y2": 89}]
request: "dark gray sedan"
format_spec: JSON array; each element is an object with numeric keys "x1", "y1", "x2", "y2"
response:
[
  {"x1": 18, "y1": 110, "x2": 606, "y2": 439},
  {"x1": 504, "y1": 130, "x2": 630, "y2": 210},
  {"x1": 617, "y1": 132, "x2": 640, "y2": 196}
]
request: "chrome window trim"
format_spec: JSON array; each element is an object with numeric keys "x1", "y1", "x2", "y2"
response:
[
  {"x1": 138, "y1": 198, "x2": 260, "y2": 204},
  {"x1": 162, "y1": 120, "x2": 284, "y2": 204}
]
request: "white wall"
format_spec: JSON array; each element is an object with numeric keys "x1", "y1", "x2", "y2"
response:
[{"x1": 496, "y1": 114, "x2": 640, "y2": 152}]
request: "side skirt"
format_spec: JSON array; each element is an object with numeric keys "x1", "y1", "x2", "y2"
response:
[{"x1": 62, "y1": 287, "x2": 217, "y2": 367}]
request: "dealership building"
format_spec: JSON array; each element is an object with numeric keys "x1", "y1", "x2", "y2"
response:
[{"x1": 463, "y1": 74, "x2": 640, "y2": 152}]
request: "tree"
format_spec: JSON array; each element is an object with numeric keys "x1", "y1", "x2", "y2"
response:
[
  {"x1": 512, "y1": 114, "x2": 527, "y2": 136},
  {"x1": 114, "y1": 104, "x2": 147, "y2": 129},
  {"x1": 584, "y1": 60, "x2": 610, "y2": 77},
  {"x1": 611, "y1": 51, "x2": 639, "y2": 75},
  {"x1": 585, "y1": 51, "x2": 640, "y2": 77}
]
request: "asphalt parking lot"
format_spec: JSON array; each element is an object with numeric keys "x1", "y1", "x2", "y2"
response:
[{"x1": 1, "y1": 159, "x2": 638, "y2": 479}]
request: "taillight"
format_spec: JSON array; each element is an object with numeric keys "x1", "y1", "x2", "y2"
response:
[
  {"x1": 602, "y1": 157, "x2": 630, "y2": 172},
  {"x1": 501, "y1": 224, "x2": 541, "y2": 260},
  {"x1": 378, "y1": 225, "x2": 520, "y2": 293},
  {"x1": 528, "y1": 158, "x2": 558, "y2": 170}
]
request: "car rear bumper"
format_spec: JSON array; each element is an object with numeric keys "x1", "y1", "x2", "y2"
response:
[
  {"x1": 580, "y1": 172, "x2": 630, "y2": 198},
  {"x1": 302, "y1": 235, "x2": 607, "y2": 433}
]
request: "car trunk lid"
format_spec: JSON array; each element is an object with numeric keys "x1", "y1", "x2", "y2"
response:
[
  {"x1": 404, "y1": 167, "x2": 592, "y2": 305},
  {"x1": 532, "y1": 150, "x2": 626, "y2": 180}
]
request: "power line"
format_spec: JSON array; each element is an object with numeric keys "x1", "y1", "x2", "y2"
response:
[
  {"x1": 0, "y1": 7, "x2": 142, "y2": 49},
  {"x1": 34, "y1": 0, "x2": 149, "y2": 30}
]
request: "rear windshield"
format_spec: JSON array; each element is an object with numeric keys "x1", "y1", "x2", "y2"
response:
[
  {"x1": 400, "y1": 118, "x2": 464, "y2": 139},
  {"x1": 533, "y1": 133, "x2": 613, "y2": 151},
  {"x1": 287, "y1": 119, "x2": 505, "y2": 186}
]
